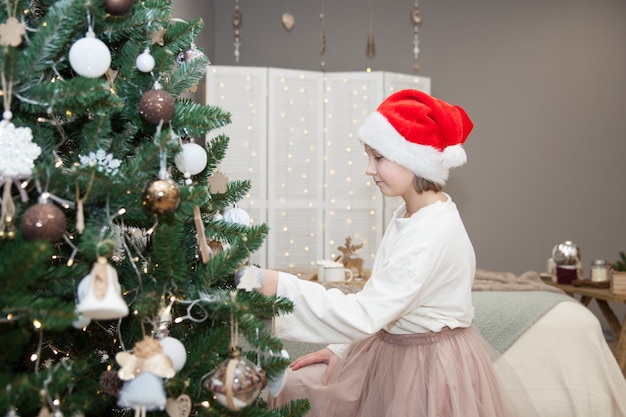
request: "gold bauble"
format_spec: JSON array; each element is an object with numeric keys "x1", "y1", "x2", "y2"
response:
[{"x1": 142, "y1": 178, "x2": 180, "y2": 215}]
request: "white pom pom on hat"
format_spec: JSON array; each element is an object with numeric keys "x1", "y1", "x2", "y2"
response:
[{"x1": 357, "y1": 89, "x2": 473, "y2": 185}]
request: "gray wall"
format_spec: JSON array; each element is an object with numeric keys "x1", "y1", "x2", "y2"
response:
[{"x1": 174, "y1": 0, "x2": 626, "y2": 278}]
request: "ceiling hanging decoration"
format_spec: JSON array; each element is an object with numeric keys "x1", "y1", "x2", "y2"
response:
[
  {"x1": 366, "y1": 0, "x2": 376, "y2": 58},
  {"x1": 411, "y1": 0, "x2": 422, "y2": 72},
  {"x1": 320, "y1": 0, "x2": 326, "y2": 71},
  {"x1": 233, "y1": 0, "x2": 242, "y2": 63},
  {"x1": 282, "y1": 0, "x2": 295, "y2": 31}
]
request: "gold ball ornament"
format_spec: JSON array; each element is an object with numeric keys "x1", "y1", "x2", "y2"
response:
[
  {"x1": 21, "y1": 203, "x2": 67, "y2": 243},
  {"x1": 139, "y1": 89, "x2": 176, "y2": 125},
  {"x1": 142, "y1": 179, "x2": 180, "y2": 215}
]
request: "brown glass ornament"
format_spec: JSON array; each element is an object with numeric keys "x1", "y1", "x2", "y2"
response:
[
  {"x1": 20, "y1": 203, "x2": 67, "y2": 243},
  {"x1": 139, "y1": 89, "x2": 175, "y2": 125},
  {"x1": 104, "y1": 0, "x2": 134, "y2": 15},
  {"x1": 142, "y1": 178, "x2": 180, "y2": 215}
]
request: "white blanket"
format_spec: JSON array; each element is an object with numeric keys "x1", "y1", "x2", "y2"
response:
[{"x1": 501, "y1": 301, "x2": 626, "y2": 417}]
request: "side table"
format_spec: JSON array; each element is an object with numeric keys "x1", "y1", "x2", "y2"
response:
[{"x1": 545, "y1": 280, "x2": 626, "y2": 372}]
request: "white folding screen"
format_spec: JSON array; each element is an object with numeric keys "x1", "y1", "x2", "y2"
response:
[{"x1": 205, "y1": 66, "x2": 430, "y2": 270}]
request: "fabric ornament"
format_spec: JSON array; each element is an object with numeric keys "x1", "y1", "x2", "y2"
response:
[
  {"x1": 207, "y1": 170, "x2": 229, "y2": 194},
  {"x1": 117, "y1": 372, "x2": 166, "y2": 417},
  {"x1": 76, "y1": 256, "x2": 129, "y2": 320},
  {"x1": 0, "y1": 112, "x2": 41, "y2": 239},
  {"x1": 116, "y1": 336, "x2": 176, "y2": 380},
  {"x1": 234, "y1": 265, "x2": 263, "y2": 292},
  {"x1": 357, "y1": 89, "x2": 473, "y2": 185}
]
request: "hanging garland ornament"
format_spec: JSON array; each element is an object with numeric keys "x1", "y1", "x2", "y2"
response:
[
  {"x1": 232, "y1": 0, "x2": 242, "y2": 63},
  {"x1": 411, "y1": 0, "x2": 422, "y2": 72}
]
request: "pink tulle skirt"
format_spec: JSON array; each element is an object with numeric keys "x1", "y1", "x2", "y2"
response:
[{"x1": 271, "y1": 327, "x2": 536, "y2": 417}]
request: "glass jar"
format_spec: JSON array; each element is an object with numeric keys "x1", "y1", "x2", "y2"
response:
[{"x1": 590, "y1": 259, "x2": 609, "y2": 282}]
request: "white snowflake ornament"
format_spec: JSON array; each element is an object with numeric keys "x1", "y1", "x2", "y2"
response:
[{"x1": 0, "y1": 113, "x2": 41, "y2": 182}]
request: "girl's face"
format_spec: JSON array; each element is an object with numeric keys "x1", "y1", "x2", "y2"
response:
[{"x1": 364, "y1": 145, "x2": 415, "y2": 198}]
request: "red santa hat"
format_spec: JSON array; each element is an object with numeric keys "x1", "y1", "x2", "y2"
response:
[{"x1": 357, "y1": 89, "x2": 473, "y2": 185}]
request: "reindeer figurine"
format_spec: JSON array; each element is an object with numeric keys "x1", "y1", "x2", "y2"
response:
[{"x1": 336, "y1": 236, "x2": 365, "y2": 278}]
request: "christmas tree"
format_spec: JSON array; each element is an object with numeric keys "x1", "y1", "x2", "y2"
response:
[{"x1": 0, "y1": 1, "x2": 309, "y2": 416}]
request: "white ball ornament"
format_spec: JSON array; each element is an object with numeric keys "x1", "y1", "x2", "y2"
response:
[
  {"x1": 174, "y1": 142, "x2": 207, "y2": 176},
  {"x1": 135, "y1": 48, "x2": 155, "y2": 73},
  {"x1": 69, "y1": 30, "x2": 111, "y2": 78},
  {"x1": 159, "y1": 336, "x2": 187, "y2": 372}
]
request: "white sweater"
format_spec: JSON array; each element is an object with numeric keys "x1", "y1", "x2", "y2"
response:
[{"x1": 275, "y1": 195, "x2": 476, "y2": 355}]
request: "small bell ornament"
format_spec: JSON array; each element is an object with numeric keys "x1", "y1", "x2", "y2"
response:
[
  {"x1": 204, "y1": 348, "x2": 267, "y2": 411},
  {"x1": 76, "y1": 256, "x2": 129, "y2": 320},
  {"x1": 223, "y1": 204, "x2": 250, "y2": 226}
]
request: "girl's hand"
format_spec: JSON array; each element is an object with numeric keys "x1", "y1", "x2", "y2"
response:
[{"x1": 290, "y1": 347, "x2": 340, "y2": 385}]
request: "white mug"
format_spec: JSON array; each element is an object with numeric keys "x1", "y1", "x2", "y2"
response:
[{"x1": 324, "y1": 266, "x2": 354, "y2": 283}]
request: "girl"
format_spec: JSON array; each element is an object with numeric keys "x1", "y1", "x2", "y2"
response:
[{"x1": 257, "y1": 89, "x2": 535, "y2": 417}]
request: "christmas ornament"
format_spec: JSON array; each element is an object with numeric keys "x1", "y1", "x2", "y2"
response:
[
  {"x1": 174, "y1": 142, "x2": 207, "y2": 176},
  {"x1": 193, "y1": 206, "x2": 211, "y2": 264},
  {"x1": 411, "y1": 0, "x2": 422, "y2": 72},
  {"x1": 0, "y1": 16, "x2": 25, "y2": 46},
  {"x1": 165, "y1": 395, "x2": 192, "y2": 417},
  {"x1": 116, "y1": 336, "x2": 176, "y2": 380},
  {"x1": 265, "y1": 349, "x2": 290, "y2": 397},
  {"x1": 69, "y1": 28, "x2": 111, "y2": 78},
  {"x1": 142, "y1": 178, "x2": 180, "y2": 215},
  {"x1": 223, "y1": 204, "x2": 250, "y2": 226},
  {"x1": 232, "y1": 0, "x2": 242, "y2": 63},
  {"x1": 366, "y1": 0, "x2": 375, "y2": 58},
  {"x1": 139, "y1": 85, "x2": 176, "y2": 125},
  {"x1": 135, "y1": 48, "x2": 155, "y2": 73},
  {"x1": 117, "y1": 372, "x2": 167, "y2": 416},
  {"x1": 76, "y1": 256, "x2": 129, "y2": 320},
  {"x1": 150, "y1": 28, "x2": 166, "y2": 46},
  {"x1": 175, "y1": 43, "x2": 204, "y2": 67},
  {"x1": 234, "y1": 265, "x2": 264, "y2": 292},
  {"x1": 71, "y1": 313, "x2": 91, "y2": 329},
  {"x1": 282, "y1": 12, "x2": 294, "y2": 32},
  {"x1": 0, "y1": 113, "x2": 41, "y2": 181},
  {"x1": 99, "y1": 369, "x2": 124, "y2": 397},
  {"x1": 159, "y1": 336, "x2": 187, "y2": 372},
  {"x1": 204, "y1": 349, "x2": 266, "y2": 411},
  {"x1": 20, "y1": 202, "x2": 67, "y2": 243},
  {"x1": 104, "y1": 0, "x2": 134, "y2": 16},
  {"x1": 207, "y1": 170, "x2": 229, "y2": 194}
]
